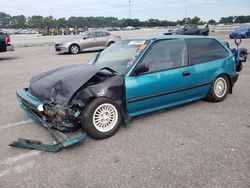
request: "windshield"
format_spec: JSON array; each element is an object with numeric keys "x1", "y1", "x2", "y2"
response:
[
  {"x1": 60, "y1": 32, "x2": 87, "y2": 42},
  {"x1": 76, "y1": 32, "x2": 87, "y2": 39},
  {"x1": 94, "y1": 40, "x2": 149, "y2": 74},
  {"x1": 174, "y1": 26, "x2": 184, "y2": 31},
  {"x1": 235, "y1": 28, "x2": 247, "y2": 32}
]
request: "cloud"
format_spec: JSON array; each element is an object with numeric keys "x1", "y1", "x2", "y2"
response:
[
  {"x1": 189, "y1": 0, "x2": 220, "y2": 4},
  {"x1": 0, "y1": 0, "x2": 249, "y2": 21}
]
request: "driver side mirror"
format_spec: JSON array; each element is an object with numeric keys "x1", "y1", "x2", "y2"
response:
[{"x1": 133, "y1": 64, "x2": 149, "y2": 76}]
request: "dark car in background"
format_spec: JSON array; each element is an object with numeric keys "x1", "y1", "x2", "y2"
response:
[
  {"x1": 229, "y1": 27, "x2": 250, "y2": 39},
  {"x1": 164, "y1": 24, "x2": 209, "y2": 36},
  {"x1": 0, "y1": 31, "x2": 14, "y2": 53}
]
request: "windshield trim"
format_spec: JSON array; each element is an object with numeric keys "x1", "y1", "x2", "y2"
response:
[
  {"x1": 125, "y1": 39, "x2": 154, "y2": 76},
  {"x1": 93, "y1": 39, "x2": 150, "y2": 75}
]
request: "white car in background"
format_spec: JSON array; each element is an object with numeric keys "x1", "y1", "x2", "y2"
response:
[{"x1": 55, "y1": 31, "x2": 121, "y2": 54}]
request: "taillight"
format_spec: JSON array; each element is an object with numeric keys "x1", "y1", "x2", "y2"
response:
[{"x1": 6, "y1": 35, "x2": 10, "y2": 45}]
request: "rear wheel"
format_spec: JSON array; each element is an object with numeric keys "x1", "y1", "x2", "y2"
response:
[
  {"x1": 206, "y1": 75, "x2": 229, "y2": 102},
  {"x1": 81, "y1": 98, "x2": 122, "y2": 139},
  {"x1": 69, "y1": 44, "x2": 80, "y2": 54}
]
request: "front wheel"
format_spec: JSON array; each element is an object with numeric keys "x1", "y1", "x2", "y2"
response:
[
  {"x1": 81, "y1": 98, "x2": 122, "y2": 139},
  {"x1": 69, "y1": 44, "x2": 80, "y2": 54},
  {"x1": 206, "y1": 75, "x2": 229, "y2": 102}
]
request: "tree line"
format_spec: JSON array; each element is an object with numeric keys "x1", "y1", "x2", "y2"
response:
[{"x1": 0, "y1": 12, "x2": 250, "y2": 29}]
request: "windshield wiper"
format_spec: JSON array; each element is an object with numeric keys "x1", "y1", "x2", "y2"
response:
[
  {"x1": 101, "y1": 67, "x2": 117, "y2": 75},
  {"x1": 94, "y1": 52, "x2": 101, "y2": 63}
]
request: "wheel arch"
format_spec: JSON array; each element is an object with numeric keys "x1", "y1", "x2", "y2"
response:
[
  {"x1": 215, "y1": 73, "x2": 233, "y2": 94},
  {"x1": 74, "y1": 74, "x2": 127, "y2": 123}
]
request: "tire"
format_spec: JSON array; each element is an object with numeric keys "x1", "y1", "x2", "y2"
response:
[
  {"x1": 206, "y1": 75, "x2": 229, "y2": 102},
  {"x1": 69, "y1": 44, "x2": 80, "y2": 54},
  {"x1": 81, "y1": 98, "x2": 122, "y2": 139}
]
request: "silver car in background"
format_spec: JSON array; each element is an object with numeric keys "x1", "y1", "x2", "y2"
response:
[{"x1": 55, "y1": 31, "x2": 121, "y2": 54}]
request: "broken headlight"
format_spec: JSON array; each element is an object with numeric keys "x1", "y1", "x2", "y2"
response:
[
  {"x1": 43, "y1": 104, "x2": 67, "y2": 123},
  {"x1": 42, "y1": 104, "x2": 80, "y2": 132}
]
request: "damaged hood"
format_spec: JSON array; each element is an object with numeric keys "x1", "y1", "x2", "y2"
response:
[{"x1": 29, "y1": 64, "x2": 101, "y2": 105}]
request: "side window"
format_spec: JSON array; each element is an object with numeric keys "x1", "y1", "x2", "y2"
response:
[
  {"x1": 186, "y1": 39, "x2": 229, "y2": 65},
  {"x1": 140, "y1": 39, "x2": 188, "y2": 73},
  {"x1": 190, "y1": 25, "x2": 196, "y2": 31},
  {"x1": 87, "y1": 32, "x2": 96, "y2": 38},
  {"x1": 184, "y1": 25, "x2": 190, "y2": 31},
  {"x1": 96, "y1": 32, "x2": 110, "y2": 37},
  {"x1": 101, "y1": 32, "x2": 110, "y2": 37},
  {"x1": 95, "y1": 32, "x2": 101, "y2": 37}
]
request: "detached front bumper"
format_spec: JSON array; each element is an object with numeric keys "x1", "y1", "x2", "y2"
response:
[{"x1": 11, "y1": 89, "x2": 87, "y2": 152}]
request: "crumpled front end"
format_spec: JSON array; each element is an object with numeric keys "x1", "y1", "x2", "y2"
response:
[
  {"x1": 11, "y1": 65, "x2": 126, "y2": 152},
  {"x1": 10, "y1": 88, "x2": 87, "y2": 152},
  {"x1": 16, "y1": 88, "x2": 81, "y2": 132}
]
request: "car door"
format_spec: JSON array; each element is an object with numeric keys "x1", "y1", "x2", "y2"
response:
[
  {"x1": 95, "y1": 32, "x2": 109, "y2": 47},
  {"x1": 183, "y1": 25, "x2": 192, "y2": 35},
  {"x1": 125, "y1": 39, "x2": 208, "y2": 117},
  {"x1": 80, "y1": 31, "x2": 97, "y2": 49},
  {"x1": 185, "y1": 38, "x2": 231, "y2": 85},
  {"x1": 0, "y1": 34, "x2": 6, "y2": 52},
  {"x1": 247, "y1": 28, "x2": 250, "y2": 37}
]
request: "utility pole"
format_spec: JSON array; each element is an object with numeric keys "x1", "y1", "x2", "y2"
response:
[
  {"x1": 185, "y1": 8, "x2": 187, "y2": 24},
  {"x1": 129, "y1": 0, "x2": 131, "y2": 19}
]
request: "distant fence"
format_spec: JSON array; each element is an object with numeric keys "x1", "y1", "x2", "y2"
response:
[
  {"x1": 205, "y1": 23, "x2": 250, "y2": 33},
  {"x1": 1, "y1": 23, "x2": 250, "y2": 35},
  {"x1": 160, "y1": 23, "x2": 250, "y2": 34}
]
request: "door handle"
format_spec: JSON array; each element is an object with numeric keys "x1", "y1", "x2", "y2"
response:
[{"x1": 182, "y1": 71, "x2": 191, "y2": 76}]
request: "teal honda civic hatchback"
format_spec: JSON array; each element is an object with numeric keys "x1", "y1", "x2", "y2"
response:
[{"x1": 14, "y1": 35, "x2": 245, "y2": 151}]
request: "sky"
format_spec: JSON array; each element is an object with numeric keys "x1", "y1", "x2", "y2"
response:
[{"x1": 0, "y1": 0, "x2": 249, "y2": 21}]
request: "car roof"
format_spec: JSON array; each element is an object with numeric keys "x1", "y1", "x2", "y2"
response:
[
  {"x1": 236, "y1": 27, "x2": 250, "y2": 30},
  {"x1": 88, "y1": 30, "x2": 109, "y2": 33}
]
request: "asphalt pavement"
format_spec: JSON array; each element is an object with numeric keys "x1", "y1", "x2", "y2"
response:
[{"x1": 0, "y1": 32, "x2": 249, "y2": 188}]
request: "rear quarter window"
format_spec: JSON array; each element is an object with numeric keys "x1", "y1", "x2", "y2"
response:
[
  {"x1": 186, "y1": 38, "x2": 229, "y2": 65},
  {"x1": 98, "y1": 32, "x2": 110, "y2": 37}
]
